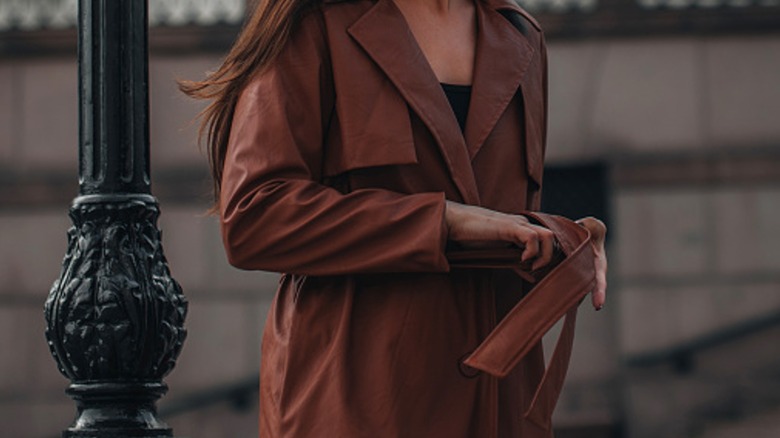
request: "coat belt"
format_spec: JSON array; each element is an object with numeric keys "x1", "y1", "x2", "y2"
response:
[{"x1": 447, "y1": 212, "x2": 596, "y2": 430}]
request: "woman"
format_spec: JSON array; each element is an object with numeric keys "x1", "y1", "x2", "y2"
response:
[{"x1": 182, "y1": 0, "x2": 607, "y2": 436}]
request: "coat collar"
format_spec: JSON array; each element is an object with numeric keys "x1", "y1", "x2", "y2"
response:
[
  {"x1": 346, "y1": 0, "x2": 537, "y2": 205},
  {"x1": 465, "y1": 1, "x2": 535, "y2": 159}
]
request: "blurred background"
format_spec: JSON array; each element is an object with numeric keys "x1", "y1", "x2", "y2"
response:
[{"x1": 1, "y1": 0, "x2": 779, "y2": 437}]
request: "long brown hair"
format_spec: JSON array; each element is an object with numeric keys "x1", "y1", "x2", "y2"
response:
[{"x1": 179, "y1": 0, "x2": 316, "y2": 209}]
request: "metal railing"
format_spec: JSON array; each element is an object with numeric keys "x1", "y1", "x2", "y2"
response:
[
  {"x1": 160, "y1": 376, "x2": 259, "y2": 419},
  {"x1": 625, "y1": 310, "x2": 780, "y2": 373}
]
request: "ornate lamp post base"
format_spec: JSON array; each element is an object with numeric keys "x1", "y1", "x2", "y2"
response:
[
  {"x1": 46, "y1": 195, "x2": 186, "y2": 437},
  {"x1": 64, "y1": 382, "x2": 172, "y2": 438}
]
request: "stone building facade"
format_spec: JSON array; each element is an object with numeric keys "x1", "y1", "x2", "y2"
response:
[{"x1": 1, "y1": 0, "x2": 779, "y2": 437}]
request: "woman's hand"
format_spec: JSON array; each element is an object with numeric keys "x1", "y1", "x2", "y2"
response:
[
  {"x1": 576, "y1": 217, "x2": 608, "y2": 311},
  {"x1": 445, "y1": 202, "x2": 608, "y2": 311},
  {"x1": 444, "y1": 201, "x2": 556, "y2": 271}
]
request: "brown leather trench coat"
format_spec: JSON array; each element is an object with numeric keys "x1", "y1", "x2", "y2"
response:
[{"x1": 219, "y1": 0, "x2": 592, "y2": 436}]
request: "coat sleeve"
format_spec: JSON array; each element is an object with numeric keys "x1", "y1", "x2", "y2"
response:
[{"x1": 219, "y1": 11, "x2": 450, "y2": 276}]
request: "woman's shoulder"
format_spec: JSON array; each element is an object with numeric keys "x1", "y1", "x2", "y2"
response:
[
  {"x1": 320, "y1": 0, "x2": 374, "y2": 9},
  {"x1": 317, "y1": 0, "x2": 376, "y2": 23},
  {"x1": 481, "y1": 0, "x2": 542, "y2": 34},
  {"x1": 296, "y1": 0, "x2": 373, "y2": 37}
]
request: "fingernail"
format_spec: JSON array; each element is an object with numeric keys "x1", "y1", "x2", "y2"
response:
[{"x1": 595, "y1": 305, "x2": 603, "y2": 311}]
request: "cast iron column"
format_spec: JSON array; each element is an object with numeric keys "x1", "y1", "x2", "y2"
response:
[{"x1": 44, "y1": 1, "x2": 188, "y2": 437}]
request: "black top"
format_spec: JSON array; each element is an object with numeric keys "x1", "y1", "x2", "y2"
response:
[{"x1": 441, "y1": 83, "x2": 472, "y2": 133}]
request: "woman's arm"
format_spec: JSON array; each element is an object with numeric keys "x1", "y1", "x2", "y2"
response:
[
  {"x1": 444, "y1": 201, "x2": 557, "y2": 272},
  {"x1": 220, "y1": 12, "x2": 450, "y2": 276}
]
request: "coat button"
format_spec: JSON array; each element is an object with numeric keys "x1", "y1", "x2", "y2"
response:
[{"x1": 458, "y1": 353, "x2": 480, "y2": 378}]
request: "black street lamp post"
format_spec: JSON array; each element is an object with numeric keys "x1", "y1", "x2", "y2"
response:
[{"x1": 44, "y1": 1, "x2": 188, "y2": 437}]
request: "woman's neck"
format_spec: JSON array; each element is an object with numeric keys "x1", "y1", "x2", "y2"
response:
[{"x1": 392, "y1": 0, "x2": 477, "y2": 85}]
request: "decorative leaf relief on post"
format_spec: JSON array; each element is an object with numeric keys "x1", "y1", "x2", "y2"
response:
[{"x1": 45, "y1": 198, "x2": 187, "y2": 383}]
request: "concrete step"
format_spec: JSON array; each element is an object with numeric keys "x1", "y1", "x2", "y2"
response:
[{"x1": 697, "y1": 405, "x2": 780, "y2": 438}]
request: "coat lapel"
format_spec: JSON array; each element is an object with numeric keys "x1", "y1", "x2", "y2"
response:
[
  {"x1": 347, "y1": 0, "x2": 481, "y2": 205},
  {"x1": 464, "y1": 2, "x2": 535, "y2": 160}
]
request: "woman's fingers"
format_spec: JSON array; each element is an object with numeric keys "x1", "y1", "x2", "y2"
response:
[
  {"x1": 529, "y1": 225, "x2": 555, "y2": 271},
  {"x1": 589, "y1": 245, "x2": 607, "y2": 310},
  {"x1": 579, "y1": 216, "x2": 606, "y2": 244},
  {"x1": 508, "y1": 221, "x2": 555, "y2": 271},
  {"x1": 513, "y1": 224, "x2": 539, "y2": 263},
  {"x1": 576, "y1": 217, "x2": 608, "y2": 310},
  {"x1": 592, "y1": 256, "x2": 607, "y2": 310},
  {"x1": 444, "y1": 201, "x2": 559, "y2": 270}
]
